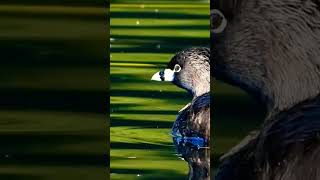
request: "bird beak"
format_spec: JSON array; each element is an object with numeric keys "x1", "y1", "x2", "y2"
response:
[{"x1": 151, "y1": 69, "x2": 175, "y2": 82}]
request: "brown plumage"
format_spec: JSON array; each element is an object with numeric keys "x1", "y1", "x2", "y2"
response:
[
  {"x1": 212, "y1": 0, "x2": 320, "y2": 179},
  {"x1": 173, "y1": 92, "x2": 210, "y2": 142},
  {"x1": 152, "y1": 47, "x2": 211, "y2": 142}
]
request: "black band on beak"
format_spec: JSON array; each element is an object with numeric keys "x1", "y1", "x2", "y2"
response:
[{"x1": 159, "y1": 69, "x2": 165, "y2": 81}]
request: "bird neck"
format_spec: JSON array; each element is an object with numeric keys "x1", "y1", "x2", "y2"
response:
[
  {"x1": 224, "y1": 58, "x2": 320, "y2": 119},
  {"x1": 193, "y1": 85, "x2": 210, "y2": 99},
  {"x1": 263, "y1": 60, "x2": 320, "y2": 119},
  {"x1": 192, "y1": 77, "x2": 210, "y2": 99}
]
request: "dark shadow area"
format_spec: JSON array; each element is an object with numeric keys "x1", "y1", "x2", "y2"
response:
[
  {"x1": 212, "y1": 84, "x2": 265, "y2": 172},
  {"x1": 0, "y1": 0, "x2": 107, "y2": 7},
  {"x1": 111, "y1": 45, "x2": 207, "y2": 53},
  {"x1": 139, "y1": 176, "x2": 186, "y2": 180},
  {"x1": 0, "y1": 88, "x2": 106, "y2": 114},
  {"x1": 0, "y1": 13, "x2": 105, "y2": 21},
  {"x1": 0, "y1": 40, "x2": 106, "y2": 68},
  {"x1": 0, "y1": 153, "x2": 106, "y2": 167},
  {"x1": 110, "y1": 35, "x2": 209, "y2": 47},
  {"x1": 110, "y1": 103, "x2": 141, "y2": 111},
  {"x1": 0, "y1": 132, "x2": 107, "y2": 166},
  {"x1": 214, "y1": 94, "x2": 265, "y2": 120},
  {"x1": 212, "y1": 153, "x2": 224, "y2": 169},
  {"x1": 110, "y1": 65, "x2": 164, "y2": 71},
  {"x1": 0, "y1": 133, "x2": 104, "y2": 151},
  {"x1": 0, "y1": 174, "x2": 42, "y2": 180},
  {"x1": 112, "y1": 168, "x2": 186, "y2": 180}
]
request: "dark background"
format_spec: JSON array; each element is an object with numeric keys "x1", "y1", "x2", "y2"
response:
[
  {"x1": 0, "y1": 1, "x2": 108, "y2": 179},
  {"x1": 213, "y1": 82, "x2": 265, "y2": 172}
]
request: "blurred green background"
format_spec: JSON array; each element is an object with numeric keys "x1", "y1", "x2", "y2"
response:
[
  {"x1": 0, "y1": 1, "x2": 108, "y2": 180},
  {"x1": 110, "y1": 0, "x2": 210, "y2": 179},
  {"x1": 213, "y1": 83, "x2": 265, "y2": 172}
]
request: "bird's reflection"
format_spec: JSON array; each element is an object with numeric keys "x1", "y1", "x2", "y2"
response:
[{"x1": 173, "y1": 137, "x2": 210, "y2": 180}]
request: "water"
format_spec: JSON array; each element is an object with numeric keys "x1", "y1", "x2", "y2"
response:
[
  {"x1": 110, "y1": 1, "x2": 210, "y2": 179},
  {"x1": 0, "y1": 3, "x2": 107, "y2": 179}
]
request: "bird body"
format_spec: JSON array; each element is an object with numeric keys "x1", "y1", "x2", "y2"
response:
[
  {"x1": 212, "y1": 0, "x2": 320, "y2": 179},
  {"x1": 152, "y1": 47, "x2": 211, "y2": 143},
  {"x1": 216, "y1": 96, "x2": 320, "y2": 180},
  {"x1": 172, "y1": 92, "x2": 210, "y2": 142}
]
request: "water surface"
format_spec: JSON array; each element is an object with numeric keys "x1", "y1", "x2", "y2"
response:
[
  {"x1": 0, "y1": 2, "x2": 107, "y2": 179},
  {"x1": 110, "y1": 1, "x2": 209, "y2": 179}
]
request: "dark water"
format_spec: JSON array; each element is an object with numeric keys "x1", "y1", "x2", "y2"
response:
[
  {"x1": 0, "y1": 2, "x2": 107, "y2": 179},
  {"x1": 213, "y1": 82, "x2": 265, "y2": 173},
  {"x1": 110, "y1": 1, "x2": 210, "y2": 179}
]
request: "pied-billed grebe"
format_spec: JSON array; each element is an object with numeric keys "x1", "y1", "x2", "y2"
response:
[
  {"x1": 173, "y1": 136, "x2": 210, "y2": 180},
  {"x1": 151, "y1": 47, "x2": 210, "y2": 143},
  {"x1": 212, "y1": 0, "x2": 320, "y2": 179}
]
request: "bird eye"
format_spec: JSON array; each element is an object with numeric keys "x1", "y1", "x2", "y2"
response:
[
  {"x1": 173, "y1": 64, "x2": 181, "y2": 72},
  {"x1": 211, "y1": 9, "x2": 227, "y2": 33}
]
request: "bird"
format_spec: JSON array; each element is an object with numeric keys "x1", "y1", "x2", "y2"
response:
[
  {"x1": 212, "y1": 0, "x2": 320, "y2": 179},
  {"x1": 173, "y1": 136, "x2": 210, "y2": 180},
  {"x1": 151, "y1": 47, "x2": 211, "y2": 143}
]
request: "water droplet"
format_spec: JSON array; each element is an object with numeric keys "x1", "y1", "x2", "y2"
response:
[
  {"x1": 136, "y1": 21, "x2": 140, "y2": 25},
  {"x1": 137, "y1": 174, "x2": 141, "y2": 177},
  {"x1": 156, "y1": 44, "x2": 161, "y2": 49},
  {"x1": 155, "y1": 9, "x2": 159, "y2": 13}
]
